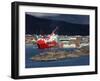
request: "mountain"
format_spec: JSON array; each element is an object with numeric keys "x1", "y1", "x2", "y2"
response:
[{"x1": 25, "y1": 14, "x2": 89, "y2": 35}]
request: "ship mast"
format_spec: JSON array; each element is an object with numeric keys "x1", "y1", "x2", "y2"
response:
[{"x1": 51, "y1": 26, "x2": 58, "y2": 35}]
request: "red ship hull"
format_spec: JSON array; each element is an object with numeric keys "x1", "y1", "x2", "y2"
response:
[{"x1": 37, "y1": 39, "x2": 57, "y2": 49}]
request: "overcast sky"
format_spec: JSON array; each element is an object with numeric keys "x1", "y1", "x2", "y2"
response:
[{"x1": 26, "y1": 12, "x2": 89, "y2": 25}]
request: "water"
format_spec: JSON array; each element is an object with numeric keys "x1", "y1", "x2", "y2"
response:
[{"x1": 25, "y1": 44, "x2": 89, "y2": 68}]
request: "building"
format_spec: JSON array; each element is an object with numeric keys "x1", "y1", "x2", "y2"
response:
[
  {"x1": 25, "y1": 34, "x2": 34, "y2": 44},
  {"x1": 58, "y1": 36, "x2": 81, "y2": 48}
]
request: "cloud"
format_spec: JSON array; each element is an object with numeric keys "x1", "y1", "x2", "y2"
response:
[
  {"x1": 26, "y1": 12, "x2": 60, "y2": 17},
  {"x1": 26, "y1": 12, "x2": 89, "y2": 25}
]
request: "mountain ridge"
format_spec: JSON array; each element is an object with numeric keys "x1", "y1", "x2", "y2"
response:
[{"x1": 26, "y1": 14, "x2": 89, "y2": 36}]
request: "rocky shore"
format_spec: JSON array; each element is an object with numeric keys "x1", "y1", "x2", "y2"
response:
[{"x1": 31, "y1": 46, "x2": 89, "y2": 61}]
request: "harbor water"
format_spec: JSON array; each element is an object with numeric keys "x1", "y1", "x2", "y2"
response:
[{"x1": 25, "y1": 44, "x2": 89, "y2": 68}]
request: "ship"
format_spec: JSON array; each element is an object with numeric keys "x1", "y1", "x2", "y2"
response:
[{"x1": 32, "y1": 27, "x2": 61, "y2": 49}]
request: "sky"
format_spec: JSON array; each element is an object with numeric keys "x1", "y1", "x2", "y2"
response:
[
  {"x1": 26, "y1": 12, "x2": 89, "y2": 25},
  {"x1": 25, "y1": 12, "x2": 89, "y2": 35}
]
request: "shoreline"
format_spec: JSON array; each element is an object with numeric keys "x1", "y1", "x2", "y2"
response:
[{"x1": 31, "y1": 46, "x2": 89, "y2": 61}]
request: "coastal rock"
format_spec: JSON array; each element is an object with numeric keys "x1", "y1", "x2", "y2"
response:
[{"x1": 31, "y1": 46, "x2": 89, "y2": 61}]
